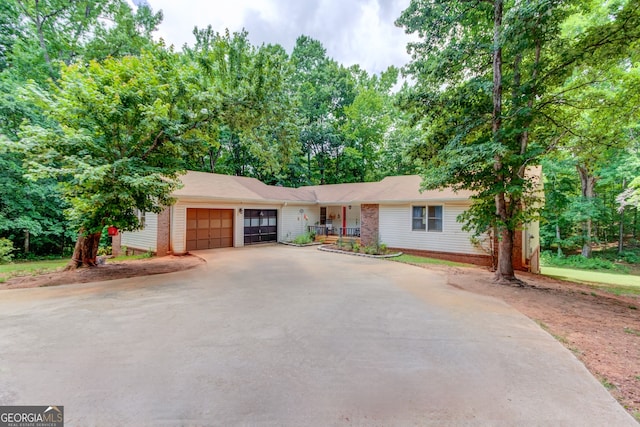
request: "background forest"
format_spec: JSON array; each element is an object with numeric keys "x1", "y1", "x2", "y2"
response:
[{"x1": 0, "y1": 0, "x2": 639, "y2": 270}]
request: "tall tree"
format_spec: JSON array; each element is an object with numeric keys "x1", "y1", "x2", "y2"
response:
[
  {"x1": 396, "y1": 0, "x2": 640, "y2": 283},
  {"x1": 17, "y1": 46, "x2": 214, "y2": 267},
  {"x1": 182, "y1": 28, "x2": 297, "y2": 182},
  {"x1": 291, "y1": 35, "x2": 356, "y2": 184},
  {"x1": 0, "y1": 0, "x2": 162, "y2": 256}
]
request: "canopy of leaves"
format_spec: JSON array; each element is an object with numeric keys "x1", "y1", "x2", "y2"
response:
[
  {"x1": 396, "y1": 0, "x2": 640, "y2": 237},
  {"x1": 17, "y1": 47, "x2": 201, "y2": 233}
]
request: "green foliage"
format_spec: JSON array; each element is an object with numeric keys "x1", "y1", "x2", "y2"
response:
[
  {"x1": 0, "y1": 257, "x2": 68, "y2": 281},
  {"x1": 617, "y1": 251, "x2": 640, "y2": 264},
  {"x1": 182, "y1": 28, "x2": 299, "y2": 183},
  {"x1": 396, "y1": 0, "x2": 640, "y2": 276},
  {"x1": 352, "y1": 242, "x2": 361, "y2": 253},
  {"x1": 363, "y1": 245, "x2": 377, "y2": 255},
  {"x1": 0, "y1": 0, "x2": 165, "y2": 257},
  {"x1": 97, "y1": 246, "x2": 112, "y2": 256},
  {"x1": 0, "y1": 237, "x2": 14, "y2": 263},
  {"x1": 595, "y1": 247, "x2": 640, "y2": 265},
  {"x1": 292, "y1": 233, "x2": 314, "y2": 245},
  {"x1": 18, "y1": 46, "x2": 203, "y2": 233},
  {"x1": 0, "y1": 140, "x2": 72, "y2": 254},
  {"x1": 541, "y1": 251, "x2": 628, "y2": 273}
]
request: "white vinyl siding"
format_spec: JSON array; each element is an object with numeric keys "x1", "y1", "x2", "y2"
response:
[
  {"x1": 121, "y1": 211, "x2": 158, "y2": 252},
  {"x1": 379, "y1": 203, "x2": 485, "y2": 255},
  {"x1": 279, "y1": 206, "x2": 318, "y2": 242},
  {"x1": 345, "y1": 205, "x2": 361, "y2": 230}
]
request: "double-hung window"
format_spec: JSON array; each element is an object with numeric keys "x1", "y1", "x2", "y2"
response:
[
  {"x1": 412, "y1": 205, "x2": 443, "y2": 232},
  {"x1": 412, "y1": 206, "x2": 426, "y2": 231},
  {"x1": 427, "y1": 206, "x2": 443, "y2": 232}
]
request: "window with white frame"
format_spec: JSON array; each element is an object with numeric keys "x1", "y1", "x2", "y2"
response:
[
  {"x1": 428, "y1": 205, "x2": 443, "y2": 231},
  {"x1": 412, "y1": 206, "x2": 426, "y2": 231},
  {"x1": 412, "y1": 205, "x2": 443, "y2": 232}
]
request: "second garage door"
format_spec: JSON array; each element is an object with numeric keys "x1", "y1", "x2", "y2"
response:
[
  {"x1": 186, "y1": 208, "x2": 234, "y2": 250},
  {"x1": 244, "y1": 209, "x2": 277, "y2": 244}
]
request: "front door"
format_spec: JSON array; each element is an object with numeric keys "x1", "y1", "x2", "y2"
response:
[{"x1": 244, "y1": 209, "x2": 277, "y2": 244}]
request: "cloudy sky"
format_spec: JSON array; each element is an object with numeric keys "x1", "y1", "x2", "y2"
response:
[{"x1": 137, "y1": 0, "x2": 415, "y2": 75}]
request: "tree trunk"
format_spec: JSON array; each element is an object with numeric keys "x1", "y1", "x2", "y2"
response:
[
  {"x1": 66, "y1": 231, "x2": 101, "y2": 270},
  {"x1": 24, "y1": 229, "x2": 30, "y2": 254},
  {"x1": 494, "y1": 194, "x2": 518, "y2": 283},
  {"x1": 209, "y1": 145, "x2": 222, "y2": 173},
  {"x1": 555, "y1": 222, "x2": 562, "y2": 257},
  {"x1": 577, "y1": 165, "x2": 597, "y2": 258},
  {"x1": 496, "y1": 226, "x2": 516, "y2": 283},
  {"x1": 491, "y1": 0, "x2": 517, "y2": 283},
  {"x1": 618, "y1": 178, "x2": 626, "y2": 254},
  {"x1": 60, "y1": 223, "x2": 66, "y2": 255},
  {"x1": 581, "y1": 220, "x2": 592, "y2": 258}
]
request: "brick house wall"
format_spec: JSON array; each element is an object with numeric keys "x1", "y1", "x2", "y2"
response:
[
  {"x1": 111, "y1": 232, "x2": 122, "y2": 256},
  {"x1": 360, "y1": 204, "x2": 379, "y2": 246},
  {"x1": 156, "y1": 207, "x2": 171, "y2": 256}
]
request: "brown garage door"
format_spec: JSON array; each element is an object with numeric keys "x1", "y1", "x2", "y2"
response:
[{"x1": 186, "y1": 208, "x2": 234, "y2": 250}]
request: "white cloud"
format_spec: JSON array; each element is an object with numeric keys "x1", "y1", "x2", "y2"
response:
[{"x1": 143, "y1": 0, "x2": 414, "y2": 75}]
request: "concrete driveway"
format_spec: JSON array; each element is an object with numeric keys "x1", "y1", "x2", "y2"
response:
[{"x1": 0, "y1": 245, "x2": 634, "y2": 426}]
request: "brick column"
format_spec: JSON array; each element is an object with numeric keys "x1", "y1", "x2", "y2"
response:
[
  {"x1": 360, "y1": 204, "x2": 379, "y2": 246},
  {"x1": 156, "y1": 207, "x2": 171, "y2": 256},
  {"x1": 111, "y1": 232, "x2": 122, "y2": 256}
]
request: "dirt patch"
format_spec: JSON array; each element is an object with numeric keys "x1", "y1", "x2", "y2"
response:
[
  {"x1": 0, "y1": 255, "x2": 205, "y2": 290},
  {"x1": 404, "y1": 261, "x2": 640, "y2": 420}
]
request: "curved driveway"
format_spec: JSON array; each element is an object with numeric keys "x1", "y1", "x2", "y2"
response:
[{"x1": 0, "y1": 245, "x2": 634, "y2": 426}]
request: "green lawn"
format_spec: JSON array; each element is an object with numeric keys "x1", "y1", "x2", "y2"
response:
[
  {"x1": 541, "y1": 266, "x2": 640, "y2": 295},
  {"x1": 391, "y1": 254, "x2": 473, "y2": 267},
  {"x1": 0, "y1": 254, "x2": 153, "y2": 283},
  {"x1": 0, "y1": 258, "x2": 69, "y2": 282}
]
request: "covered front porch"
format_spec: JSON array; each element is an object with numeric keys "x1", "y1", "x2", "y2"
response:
[{"x1": 307, "y1": 204, "x2": 361, "y2": 239}]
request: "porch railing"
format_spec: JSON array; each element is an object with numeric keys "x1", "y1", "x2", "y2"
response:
[{"x1": 308, "y1": 225, "x2": 360, "y2": 237}]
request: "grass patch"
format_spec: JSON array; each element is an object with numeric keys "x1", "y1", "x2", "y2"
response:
[
  {"x1": 108, "y1": 253, "x2": 153, "y2": 262},
  {"x1": 0, "y1": 258, "x2": 68, "y2": 282},
  {"x1": 541, "y1": 266, "x2": 640, "y2": 291},
  {"x1": 0, "y1": 254, "x2": 153, "y2": 282},
  {"x1": 391, "y1": 254, "x2": 473, "y2": 267},
  {"x1": 600, "y1": 378, "x2": 616, "y2": 390},
  {"x1": 624, "y1": 327, "x2": 640, "y2": 337}
]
